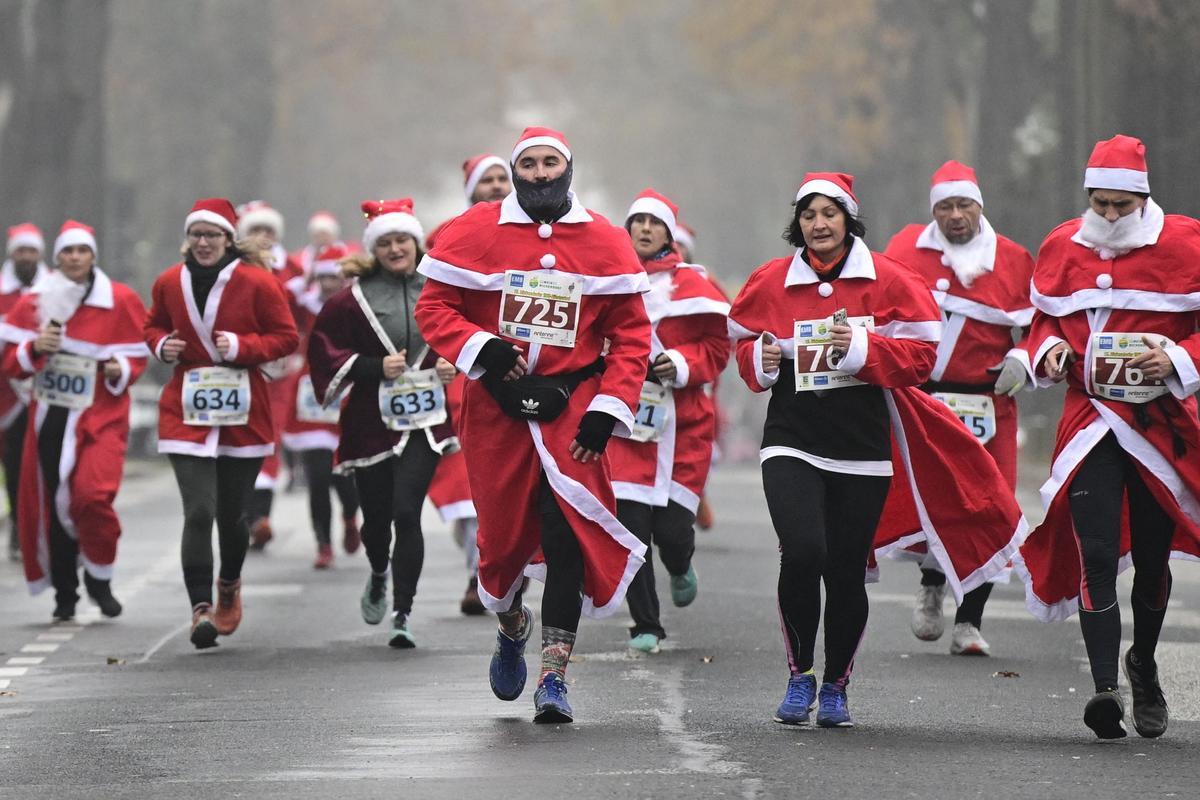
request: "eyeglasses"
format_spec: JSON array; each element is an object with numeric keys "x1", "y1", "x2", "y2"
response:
[{"x1": 187, "y1": 231, "x2": 227, "y2": 242}]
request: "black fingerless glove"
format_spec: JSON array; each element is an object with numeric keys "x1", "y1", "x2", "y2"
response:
[
  {"x1": 574, "y1": 410, "x2": 618, "y2": 454},
  {"x1": 477, "y1": 338, "x2": 519, "y2": 375}
]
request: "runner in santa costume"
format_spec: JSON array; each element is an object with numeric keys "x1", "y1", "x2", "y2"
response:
[
  {"x1": 426, "y1": 152, "x2": 514, "y2": 615},
  {"x1": 608, "y1": 188, "x2": 730, "y2": 654},
  {"x1": 292, "y1": 211, "x2": 356, "y2": 279},
  {"x1": 884, "y1": 160, "x2": 1035, "y2": 656},
  {"x1": 414, "y1": 126, "x2": 651, "y2": 723},
  {"x1": 144, "y1": 198, "x2": 299, "y2": 649},
  {"x1": 237, "y1": 201, "x2": 305, "y2": 550},
  {"x1": 281, "y1": 244, "x2": 361, "y2": 569},
  {"x1": 996, "y1": 135, "x2": 1200, "y2": 740},
  {"x1": 2, "y1": 223, "x2": 50, "y2": 562},
  {"x1": 728, "y1": 173, "x2": 1026, "y2": 728},
  {"x1": 0, "y1": 221, "x2": 148, "y2": 620},
  {"x1": 307, "y1": 198, "x2": 459, "y2": 648}
]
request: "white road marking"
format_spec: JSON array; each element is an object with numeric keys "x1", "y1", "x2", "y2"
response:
[
  {"x1": 0, "y1": 667, "x2": 29, "y2": 678},
  {"x1": 20, "y1": 643, "x2": 59, "y2": 653},
  {"x1": 36, "y1": 633, "x2": 75, "y2": 642},
  {"x1": 0, "y1": 679, "x2": 10, "y2": 689},
  {"x1": 6, "y1": 657, "x2": 44, "y2": 666}
]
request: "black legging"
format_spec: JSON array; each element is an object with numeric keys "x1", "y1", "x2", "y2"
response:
[
  {"x1": 301, "y1": 449, "x2": 359, "y2": 545},
  {"x1": 1068, "y1": 432, "x2": 1174, "y2": 690},
  {"x1": 761, "y1": 456, "x2": 891, "y2": 687},
  {"x1": 352, "y1": 434, "x2": 440, "y2": 614},
  {"x1": 618, "y1": 499, "x2": 696, "y2": 639},
  {"x1": 37, "y1": 406, "x2": 78, "y2": 605},
  {"x1": 168, "y1": 454, "x2": 263, "y2": 608},
  {"x1": 920, "y1": 568, "x2": 993, "y2": 628},
  {"x1": 504, "y1": 471, "x2": 586, "y2": 633}
]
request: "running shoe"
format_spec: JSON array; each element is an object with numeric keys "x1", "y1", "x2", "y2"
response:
[
  {"x1": 533, "y1": 672, "x2": 573, "y2": 724},
  {"x1": 628, "y1": 633, "x2": 662, "y2": 654},
  {"x1": 190, "y1": 604, "x2": 219, "y2": 650},
  {"x1": 949, "y1": 622, "x2": 990, "y2": 656},
  {"x1": 389, "y1": 612, "x2": 416, "y2": 649},
  {"x1": 52, "y1": 598, "x2": 76, "y2": 623},
  {"x1": 360, "y1": 573, "x2": 388, "y2": 625},
  {"x1": 342, "y1": 516, "x2": 361, "y2": 554},
  {"x1": 774, "y1": 672, "x2": 817, "y2": 725},
  {"x1": 460, "y1": 576, "x2": 487, "y2": 616},
  {"x1": 816, "y1": 682, "x2": 854, "y2": 728},
  {"x1": 490, "y1": 605, "x2": 533, "y2": 701},
  {"x1": 1123, "y1": 648, "x2": 1168, "y2": 738},
  {"x1": 313, "y1": 544, "x2": 334, "y2": 570},
  {"x1": 213, "y1": 578, "x2": 242, "y2": 635},
  {"x1": 84, "y1": 574, "x2": 123, "y2": 618},
  {"x1": 249, "y1": 518, "x2": 273, "y2": 551},
  {"x1": 1083, "y1": 688, "x2": 1127, "y2": 739},
  {"x1": 670, "y1": 565, "x2": 699, "y2": 607},
  {"x1": 911, "y1": 583, "x2": 947, "y2": 641}
]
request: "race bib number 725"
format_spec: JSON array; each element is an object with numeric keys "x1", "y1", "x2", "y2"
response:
[{"x1": 499, "y1": 269, "x2": 582, "y2": 348}]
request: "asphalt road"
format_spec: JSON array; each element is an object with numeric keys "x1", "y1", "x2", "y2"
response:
[{"x1": 1, "y1": 461, "x2": 1199, "y2": 799}]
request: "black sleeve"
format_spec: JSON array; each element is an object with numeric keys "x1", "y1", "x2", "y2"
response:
[{"x1": 348, "y1": 356, "x2": 384, "y2": 381}]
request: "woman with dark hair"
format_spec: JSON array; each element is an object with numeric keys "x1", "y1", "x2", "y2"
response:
[
  {"x1": 307, "y1": 198, "x2": 458, "y2": 649},
  {"x1": 729, "y1": 173, "x2": 1025, "y2": 728},
  {"x1": 144, "y1": 198, "x2": 299, "y2": 649}
]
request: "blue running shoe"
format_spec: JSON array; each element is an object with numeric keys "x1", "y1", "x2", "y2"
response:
[
  {"x1": 670, "y1": 565, "x2": 699, "y2": 607},
  {"x1": 533, "y1": 672, "x2": 573, "y2": 724},
  {"x1": 489, "y1": 605, "x2": 533, "y2": 701},
  {"x1": 816, "y1": 682, "x2": 854, "y2": 728},
  {"x1": 774, "y1": 672, "x2": 817, "y2": 725}
]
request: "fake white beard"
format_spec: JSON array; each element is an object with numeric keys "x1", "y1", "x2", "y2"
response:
[
  {"x1": 924, "y1": 216, "x2": 997, "y2": 288},
  {"x1": 37, "y1": 270, "x2": 88, "y2": 327},
  {"x1": 1076, "y1": 198, "x2": 1164, "y2": 260}
]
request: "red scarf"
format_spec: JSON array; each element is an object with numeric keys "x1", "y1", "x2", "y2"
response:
[{"x1": 807, "y1": 246, "x2": 846, "y2": 277}]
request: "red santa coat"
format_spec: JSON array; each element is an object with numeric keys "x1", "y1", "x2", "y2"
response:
[
  {"x1": 885, "y1": 222, "x2": 1034, "y2": 488},
  {"x1": 280, "y1": 292, "x2": 342, "y2": 453},
  {"x1": 0, "y1": 260, "x2": 49, "y2": 429},
  {"x1": 1010, "y1": 213, "x2": 1200, "y2": 621},
  {"x1": 607, "y1": 251, "x2": 731, "y2": 512},
  {"x1": 0, "y1": 269, "x2": 148, "y2": 593},
  {"x1": 728, "y1": 238, "x2": 1027, "y2": 600},
  {"x1": 426, "y1": 373, "x2": 477, "y2": 522},
  {"x1": 414, "y1": 192, "x2": 652, "y2": 616},
  {"x1": 144, "y1": 260, "x2": 300, "y2": 458}
]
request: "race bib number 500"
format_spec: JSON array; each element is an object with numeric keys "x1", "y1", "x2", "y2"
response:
[
  {"x1": 183, "y1": 366, "x2": 250, "y2": 426},
  {"x1": 499, "y1": 269, "x2": 582, "y2": 348},
  {"x1": 35, "y1": 353, "x2": 97, "y2": 411},
  {"x1": 1090, "y1": 332, "x2": 1171, "y2": 404},
  {"x1": 793, "y1": 315, "x2": 874, "y2": 392}
]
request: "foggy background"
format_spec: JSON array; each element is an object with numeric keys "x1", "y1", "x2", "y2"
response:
[{"x1": 2, "y1": 0, "x2": 1198, "y2": 461}]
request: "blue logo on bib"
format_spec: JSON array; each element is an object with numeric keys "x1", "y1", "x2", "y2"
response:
[
  {"x1": 814, "y1": 376, "x2": 829, "y2": 386},
  {"x1": 516, "y1": 327, "x2": 531, "y2": 337},
  {"x1": 800, "y1": 324, "x2": 813, "y2": 336},
  {"x1": 1111, "y1": 388, "x2": 1125, "y2": 398},
  {"x1": 510, "y1": 274, "x2": 525, "y2": 288},
  {"x1": 1099, "y1": 336, "x2": 1113, "y2": 348}
]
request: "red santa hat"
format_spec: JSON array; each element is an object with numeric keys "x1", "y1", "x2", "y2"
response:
[
  {"x1": 237, "y1": 200, "x2": 285, "y2": 239},
  {"x1": 795, "y1": 172, "x2": 859, "y2": 217},
  {"x1": 1084, "y1": 134, "x2": 1150, "y2": 194},
  {"x1": 184, "y1": 198, "x2": 239, "y2": 239},
  {"x1": 312, "y1": 243, "x2": 348, "y2": 277},
  {"x1": 6, "y1": 223, "x2": 44, "y2": 255},
  {"x1": 307, "y1": 211, "x2": 340, "y2": 239},
  {"x1": 929, "y1": 160, "x2": 984, "y2": 211},
  {"x1": 462, "y1": 154, "x2": 511, "y2": 202},
  {"x1": 53, "y1": 220, "x2": 97, "y2": 260},
  {"x1": 510, "y1": 126, "x2": 572, "y2": 164},
  {"x1": 361, "y1": 198, "x2": 424, "y2": 252},
  {"x1": 675, "y1": 221, "x2": 696, "y2": 253},
  {"x1": 625, "y1": 188, "x2": 680, "y2": 241}
]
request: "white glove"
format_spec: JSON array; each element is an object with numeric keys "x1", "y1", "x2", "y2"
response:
[{"x1": 990, "y1": 357, "x2": 1027, "y2": 397}]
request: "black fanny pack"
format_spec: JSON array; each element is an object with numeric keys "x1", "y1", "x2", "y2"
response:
[{"x1": 483, "y1": 359, "x2": 605, "y2": 422}]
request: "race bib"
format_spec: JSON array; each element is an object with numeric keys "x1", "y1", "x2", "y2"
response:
[
  {"x1": 34, "y1": 354, "x2": 97, "y2": 411},
  {"x1": 931, "y1": 392, "x2": 996, "y2": 445},
  {"x1": 629, "y1": 381, "x2": 671, "y2": 443},
  {"x1": 792, "y1": 315, "x2": 875, "y2": 392},
  {"x1": 378, "y1": 367, "x2": 447, "y2": 431},
  {"x1": 1089, "y1": 332, "x2": 1170, "y2": 404},
  {"x1": 296, "y1": 375, "x2": 341, "y2": 424},
  {"x1": 183, "y1": 366, "x2": 251, "y2": 426},
  {"x1": 498, "y1": 269, "x2": 582, "y2": 348}
]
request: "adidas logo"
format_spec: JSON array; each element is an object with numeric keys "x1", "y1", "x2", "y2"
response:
[{"x1": 521, "y1": 398, "x2": 540, "y2": 413}]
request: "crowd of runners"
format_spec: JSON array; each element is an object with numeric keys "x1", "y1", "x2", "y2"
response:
[{"x1": 1, "y1": 127, "x2": 1193, "y2": 741}]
